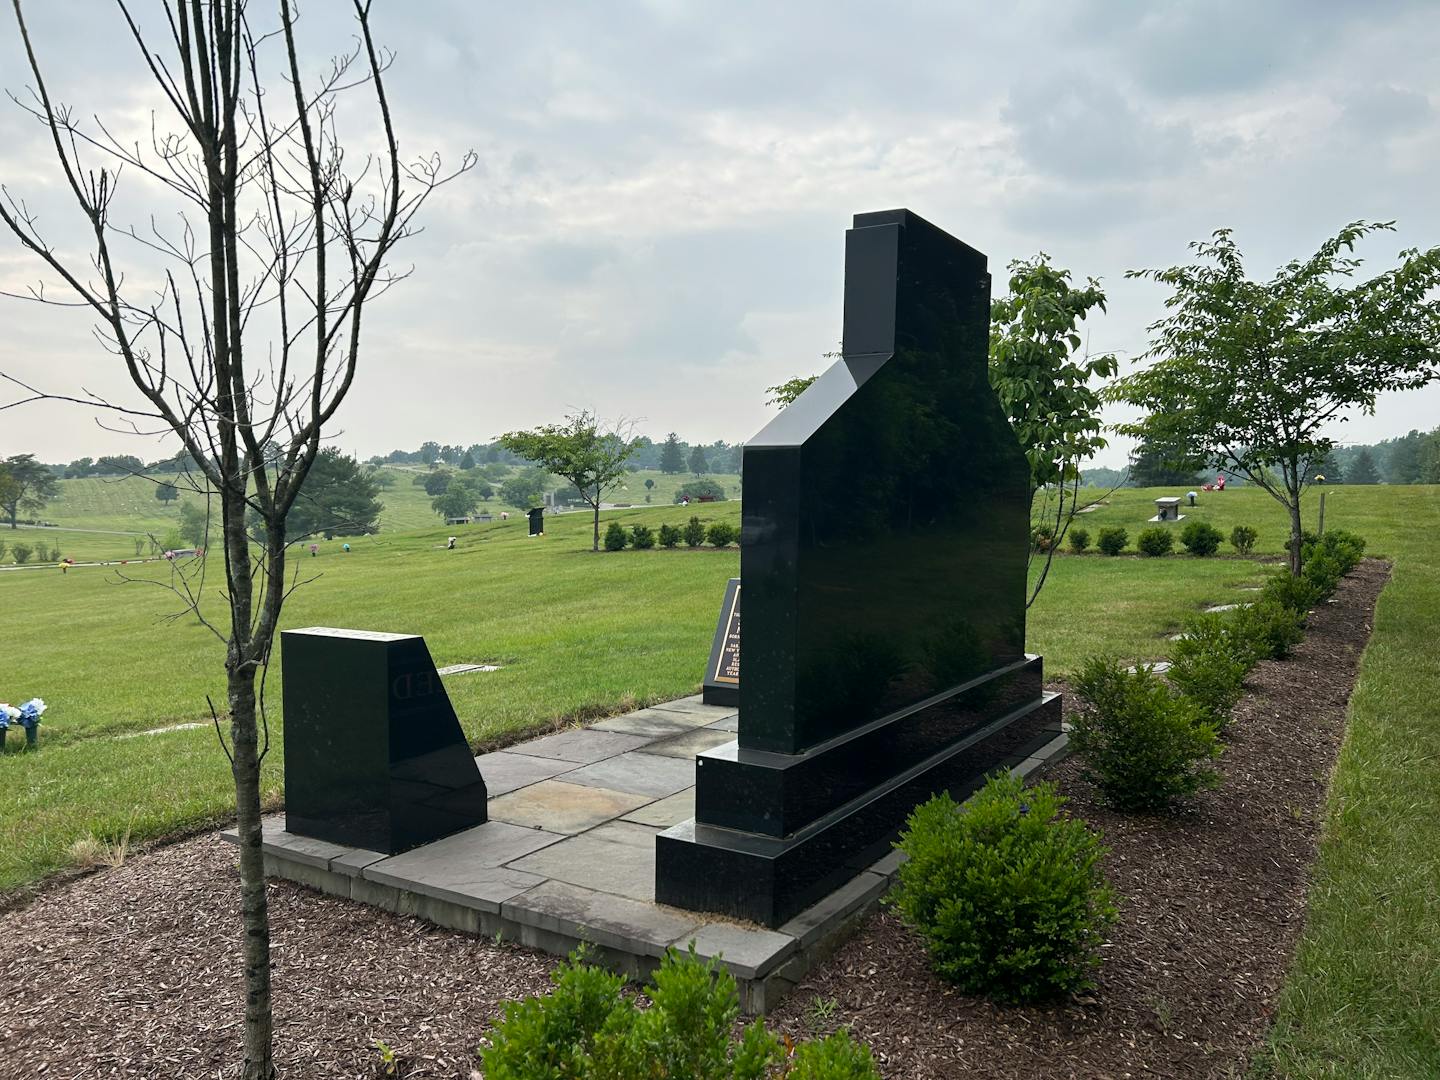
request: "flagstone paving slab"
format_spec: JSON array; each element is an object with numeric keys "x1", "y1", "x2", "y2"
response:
[
  {"x1": 562, "y1": 751, "x2": 697, "y2": 798},
  {"x1": 706, "y1": 714, "x2": 740, "y2": 732},
  {"x1": 645, "y1": 727, "x2": 736, "y2": 760},
  {"x1": 592, "y1": 708, "x2": 708, "y2": 738},
  {"x1": 500, "y1": 879, "x2": 707, "y2": 958},
  {"x1": 472, "y1": 751, "x2": 580, "y2": 795},
  {"x1": 506, "y1": 821, "x2": 661, "y2": 902},
  {"x1": 488, "y1": 780, "x2": 653, "y2": 834},
  {"x1": 621, "y1": 788, "x2": 696, "y2": 828},
  {"x1": 517, "y1": 728, "x2": 652, "y2": 764},
  {"x1": 678, "y1": 922, "x2": 799, "y2": 980}
]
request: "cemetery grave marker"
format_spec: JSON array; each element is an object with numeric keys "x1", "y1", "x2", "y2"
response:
[
  {"x1": 702, "y1": 577, "x2": 741, "y2": 707},
  {"x1": 656, "y1": 209, "x2": 1062, "y2": 927},
  {"x1": 283, "y1": 627, "x2": 489, "y2": 854}
]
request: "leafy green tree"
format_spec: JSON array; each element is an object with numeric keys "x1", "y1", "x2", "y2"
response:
[
  {"x1": 988, "y1": 255, "x2": 1118, "y2": 606},
  {"x1": 431, "y1": 479, "x2": 479, "y2": 520},
  {"x1": 459, "y1": 449, "x2": 477, "y2": 470},
  {"x1": 1110, "y1": 222, "x2": 1440, "y2": 574},
  {"x1": 1420, "y1": 428, "x2": 1440, "y2": 485},
  {"x1": 155, "y1": 481, "x2": 180, "y2": 504},
  {"x1": 499, "y1": 411, "x2": 641, "y2": 551},
  {"x1": 287, "y1": 449, "x2": 383, "y2": 539},
  {"x1": 0, "y1": 454, "x2": 60, "y2": 528},
  {"x1": 659, "y1": 432, "x2": 685, "y2": 475},
  {"x1": 765, "y1": 374, "x2": 817, "y2": 408},
  {"x1": 179, "y1": 501, "x2": 210, "y2": 549},
  {"x1": 500, "y1": 468, "x2": 550, "y2": 510},
  {"x1": 419, "y1": 441, "x2": 441, "y2": 464},
  {"x1": 422, "y1": 469, "x2": 454, "y2": 496},
  {"x1": 687, "y1": 444, "x2": 709, "y2": 475},
  {"x1": 1348, "y1": 447, "x2": 1380, "y2": 485},
  {"x1": 1385, "y1": 430, "x2": 1426, "y2": 483},
  {"x1": 93, "y1": 453, "x2": 146, "y2": 475},
  {"x1": 65, "y1": 456, "x2": 94, "y2": 478}
]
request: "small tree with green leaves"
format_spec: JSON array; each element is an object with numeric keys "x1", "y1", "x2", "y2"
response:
[
  {"x1": 1109, "y1": 222, "x2": 1440, "y2": 575},
  {"x1": 155, "y1": 481, "x2": 180, "y2": 505},
  {"x1": 989, "y1": 256, "x2": 1119, "y2": 607},
  {"x1": 500, "y1": 411, "x2": 640, "y2": 551}
]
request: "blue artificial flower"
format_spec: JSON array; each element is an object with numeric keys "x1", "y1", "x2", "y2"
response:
[{"x1": 18, "y1": 698, "x2": 45, "y2": 730}]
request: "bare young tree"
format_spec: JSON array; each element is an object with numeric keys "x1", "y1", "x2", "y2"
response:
[{"x1": 0, "y1": 2, "x2": 472, "y2": 1075}]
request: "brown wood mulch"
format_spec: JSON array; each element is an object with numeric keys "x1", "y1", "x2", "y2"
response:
[
  {"x1": 0, "y1": 560, "x2": 1387, "y2": 1079},
  {"x1": 768, "y1": 557, "x2": 1390, "y2": 1079}
]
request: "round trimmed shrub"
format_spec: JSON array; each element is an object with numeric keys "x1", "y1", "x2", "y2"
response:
[
  {"x1": 1068, "y1": 527, "x2": 1091, "y2": 554},
  {"x1": 657, "y1": 523, "x2": 682, "y2": 549},
  {"x1": 1168, "y1": 612, "x2": 1249, "y2": 730},
  {"x1": 1226, "y1": 598, "x2": 1305, "y2": 662},
  {"x1": 1096, "y1": 526, "x2": 1128, "y2": 556},
  {"x1": 1229, "y1": 524, "x2": 1258, "y2": 555},
  {"x1": 602, "y1": 521, "x2": 628, "y2": 551},
  {"x1": 892, "y1": 773, "x2": 1116, "y2": 1003},
  {"x1": 1070, "y1": 657, "x2": 1222, "y2": 811},
  {"x1": 630, "y1": 524, "x2": 655, "y2": 550},
  {"x1": 1179, "y1": 519, "x2": 1223, "y2": 556},
  {"x1": 706, "y1": 521, "x2": 738, "y2": 547},
  {"x1": 1137, "y1": 527, "x2": 1174, "y2": 557}
]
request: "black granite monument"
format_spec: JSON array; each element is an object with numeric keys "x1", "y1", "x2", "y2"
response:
[
  {"x1": 655, "y1": 209, "x2": 1062, "y2": 927},
  {"x1": 701, "y1": 577, "x2": 741, "y2": 707},
  {"x1": 283, "y1": 627, "x2": 488, "y2": 854},
  {"x1": 528, "y1": 507, "x2": 544, "y2": 536}
]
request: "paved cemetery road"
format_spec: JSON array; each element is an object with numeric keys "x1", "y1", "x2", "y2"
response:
[
  {"x1": 0, "y1": 556, "x2": 168, "y2": 573},
  {"x1": 6, "y1": 523, "x2": 148, "y2": 535}
]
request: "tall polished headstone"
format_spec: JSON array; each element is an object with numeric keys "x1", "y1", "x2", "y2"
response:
[
  {"x1": 656, "y1": 210, "x2": 1061, "y2": 926},
  {"x1": 283, "y1": 627, "x2": 488, "y2": 854}
]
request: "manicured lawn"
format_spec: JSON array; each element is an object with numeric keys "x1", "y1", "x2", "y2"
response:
[
  {"x1": 3, "y1": 491, "x2": 1265, "y2": 893},
  {"x1": 10, "y1": 469, "x2": 743, "y2": 559}
]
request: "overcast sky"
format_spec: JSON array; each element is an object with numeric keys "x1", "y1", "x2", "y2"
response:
[{"x1": 2, "y1": 0, "x2": 1438, "y2": 468}]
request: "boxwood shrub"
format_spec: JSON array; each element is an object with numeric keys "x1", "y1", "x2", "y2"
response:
[
  {"x1": 683, "y1": 515, "x2": 707, "y2": 548},
  {"x1": 706, "y1": 521, "x2": 738, "y2": 547},
  {"x1": 892, "y1": 773, "x2": 1116, "y2": 1003},
  {"x1": 481, "y1": 946, "x2": 880, "y2": 1079},
  {"x1": 1227, "y1": 598, "x2": 1306, "y2": 662},
  {"x1": 657, "y1": 523, "x2": 682, "y2": 548},
  {"x1": 1136, "y1": 527, "x2": 1174, "y2": 557},
  {"x1": 1068, "y1": 527, "x2": 1091, "y2": 554},
  {"x1": 1070, "y1": 658, "x2": 1221, "y2": 811},
  {"x1": 602, "y1": 521, "x2": 627, "y2": 551},
  {"x1": 1179, "y1": 519, "x2": 1224, "y2": 556},
  {"x1": 1168, "y1": 612, "x2": 1250, "y2": 730},
  {"x1": 630, "y1": 524, "x2": 655, "y2": 550},
  {"x1": 1229, "y1": 524, "x2": 1258, "y2": 555},
  {"x1": 1096, "y1": 526, "x2": 1128, "y2": 556}
]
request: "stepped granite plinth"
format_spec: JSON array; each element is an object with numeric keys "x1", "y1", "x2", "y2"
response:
[{"x1": 229, "y1": 692, "x2": 1070, "y2": 1012}]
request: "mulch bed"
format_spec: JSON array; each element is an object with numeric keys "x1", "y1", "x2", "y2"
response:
[
  {"x1": 767, "y1": 557, "x2": 1390, "y2": 1078},
  {"x1": 0, "y1": 560, "x2": 1387, "y2": 1079}
]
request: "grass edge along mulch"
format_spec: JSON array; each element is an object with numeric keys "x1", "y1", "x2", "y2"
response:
[{"x1": 767, "y1": 559, "x2": 1390, "y2": 1080}]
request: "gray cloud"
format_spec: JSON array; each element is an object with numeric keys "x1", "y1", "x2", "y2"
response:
[{"x1": 0, "y1": 0, "x2": 1438, "y2": 465}]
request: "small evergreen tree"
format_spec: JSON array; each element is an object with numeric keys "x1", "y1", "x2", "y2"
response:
[
  {"x1": 659, "y1": 433, "x2": 685, "y2": 475},
  {"x1": 687, "y1": 445, "x2": 709, "y2": 475},
  {"x1": 1347, "y1": 447, "x2": 1380, "y2": 485}
]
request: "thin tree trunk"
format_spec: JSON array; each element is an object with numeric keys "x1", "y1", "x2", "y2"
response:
[
  {"x1": 1287, "y1": 500, "x2": 1304, "y2": 576},
  {"x1": 593, "y1": 503, "x2": 600, "y2": 552},
  {"x1": 229, "y1": 668, "x2": 274, "y2": 1080}
]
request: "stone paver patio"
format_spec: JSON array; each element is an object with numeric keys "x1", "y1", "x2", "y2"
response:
[{"x1": 232, "y1": 694, "x2": 1068, "y2": 1010}]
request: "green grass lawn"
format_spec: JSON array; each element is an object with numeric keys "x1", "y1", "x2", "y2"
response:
[
  {"x1": 5, "y1": 481, "x2": 1439, "y2": 1078},
  {"x1": 11, "y1": 470, "x2": 742, "y2": 559}
]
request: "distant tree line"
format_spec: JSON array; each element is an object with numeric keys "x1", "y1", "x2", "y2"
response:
[{"x1": 368, "y1": 433, "x2": 743, "y2": 475}]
